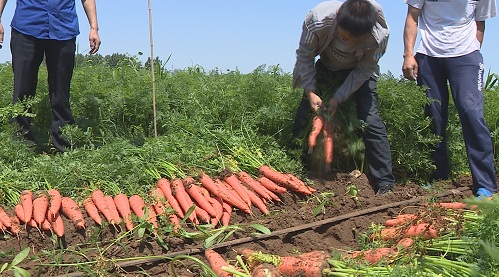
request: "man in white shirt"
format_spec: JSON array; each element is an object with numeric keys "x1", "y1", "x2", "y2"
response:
[
  {"x1": 402, "y1": 0, "x2": 498, "y2": 198},
  {"x1": 292, "y1": 0, "x2": 395, "y2": 195}
]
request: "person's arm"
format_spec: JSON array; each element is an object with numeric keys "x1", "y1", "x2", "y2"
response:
[
  {"x1": 292, "y1": 21, "x2": 324, "y2": 112},
  {"x1": 0, "y1": 0, "x2": 8, "y2": 45},
  {"x1": 476, "y1": 21, "x2": 485, "y2": 47},
  {"x1": 402, "y1": 5, "x2": 421, "y2": 81},
  {"x1": 81, "y1": 0, "x2": 101, "y2": 54}
]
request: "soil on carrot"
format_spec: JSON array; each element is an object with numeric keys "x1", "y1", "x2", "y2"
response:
[{"x1": 0, "y1": 171, "x2": 483, "y2": 277}]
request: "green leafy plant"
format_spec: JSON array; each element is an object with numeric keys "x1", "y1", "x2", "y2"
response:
[{"x1": 0, "y1": 247, "x2": 31, "y2": 277}]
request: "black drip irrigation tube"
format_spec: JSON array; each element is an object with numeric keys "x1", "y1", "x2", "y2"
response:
[{"x1": 57, "y1": 186, "x2": 470, "y2": 277}]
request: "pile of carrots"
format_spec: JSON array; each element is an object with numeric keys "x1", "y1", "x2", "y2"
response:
[
  {"x1": 203, "y1": 248, "x2": 330, "y2": 277},
  {"x1": 342, "y1": 201, "x2": 470, "y2": 265},
  {"x1": 0, "y1": 165, "x2": 314, "y2": 238}
]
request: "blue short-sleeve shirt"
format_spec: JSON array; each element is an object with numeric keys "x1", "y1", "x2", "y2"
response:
[{"x1": 11, "y1": 0, "x2": 80, "y2": 40}]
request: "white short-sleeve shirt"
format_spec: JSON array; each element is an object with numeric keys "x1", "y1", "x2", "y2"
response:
[{"x1": 405, "y1": 0, "x2": 497, "y2": 57}]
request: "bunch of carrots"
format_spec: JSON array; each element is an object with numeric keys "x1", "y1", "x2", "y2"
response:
[
  {"x1": 0, "y1": 165, "x2": 314, "y2": 238},
  {"x1": 341, "y1": 200, "x2": 471, "y2": 265},
  {"x1": 203, "y1": 248, "x2": 330, "y2": 277},
  {"x1": 0, "y1": 189, "x2": 84, "y2": 238},
  {"x1": 308, "y1": 114, "x2": 334, "y2": 173}
]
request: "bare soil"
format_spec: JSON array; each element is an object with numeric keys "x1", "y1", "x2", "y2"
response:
[{"x1": 0, "y1": 172, "x2": 479, "y2": 277}]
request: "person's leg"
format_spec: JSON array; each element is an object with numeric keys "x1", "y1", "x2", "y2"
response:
[
  {"x1": 45, "y1": 38, "x2": 76, "y2": 152},
  {"x1": 10, "y1": 29, "x2": 45, "y2": 143},
  {"x1": 446, "y1": 51, "x2": 498, "y2": 195},
  {"x1": 353, "y1": 77, "x2": 395, "y2": 193},
  {"x1": 415, "y1": 53, "x2": 450, "y2": 181}
]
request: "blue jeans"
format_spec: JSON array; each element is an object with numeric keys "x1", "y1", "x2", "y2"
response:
[{"x1": 416, "y1": 51, "x2": 498, "y2": 194}]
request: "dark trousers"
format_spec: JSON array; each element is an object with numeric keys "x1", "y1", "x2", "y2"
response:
[
  {"x1": 10, "y1": 29, "x2": 76, "y2": 152},
  {"x1": 416, "y1": 51, "x2": 498, "y2": 193},
  {"x1": 293, "y1": 61, "x2": 395, "y2": 190}
]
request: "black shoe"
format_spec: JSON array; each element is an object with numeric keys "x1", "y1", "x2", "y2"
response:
[{"x1": 376, "y1": 184, "x2": 393, "y2": 195}]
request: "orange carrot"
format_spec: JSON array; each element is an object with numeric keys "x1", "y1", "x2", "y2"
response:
[
  {"x1": 221, "y1": 201, "x2": 232, "y2": 226},
  {"x1": 9, "y1": 216, "x2": 21, "y2": 236},
  {"x1": 355, "y1": 247, "x2": 397, "y2": 265},
  {"x1": 222, "y1": 170, "x2": 252, "y2": 208},
  {"x1": 172, "y1": 178, "x2": 198, "y2": 224},
  {"x1": 208, "y1": 197, "x2": 223, "y2": 225},
  {"x1": 323, "y1": 122, "x2": 334, "y2": 172},
  {"x1": 91, "y1": 190, "x2": 115, "y2": 225},
  {"x1": 434, "y1": 202, "x2": 467, "y2": 209},
  {"x1": 219, "y1": 179, "x2": 246, "y2": 204},
  {"x1": 204, "y1": 249, "x2": 232, "y2": 277},
  {"x1": 0, "y1": 207, "x2": 12, "y2": 228},
  {"x1": 237, "y1": 171, "x2": 272, "y2": 201},
  {"x1": 114, "y1": 193, "x2": 134, "y2": 231},
  {"x1": 48, "y1": 189, "x2": 62, "y2": 221},
  {"x1": 405, "y1": 223, "x2": 438, "y2": 239},
  {"x1": 259, "y1": 165, "x2": 311, "y2": 195},
  {"x1": 157, "y1": 178, "x2": 185, "y2": 218},
  {"x1": 41, "y1": 218, "x2": 52, "y2": 232},
  {"x1": 242, "y1": 185, "x2": 269, "y2": 215},
  {"x1": 396, "y1": 237, "x2": 414, "y2": 249},
  {"x1": 251, "y1": 263, "x2": 280, "y2": 277},
  {"x1": 198, "y1": 172, "x2": 251, "y2": 214},
  {"x1": 184, "y1": 179, "x2": 218, "y2": 218},
  {"x1": 145, "y1": 204, "x2": 159, "y2": 229},
  {"x1": 52, "y1": 212, "x2": 64, "y2": 237},
  {"x1": 129, "y1": 194, "x2": 146, "y2": 219},
  {"x1": 371, "y1": 227, "x2": 398, "y2": 241},
  {"x1": 104, "y1": 195, "x2": 122, "y2": 224},
  {"x1": 384, "y1": 213, "x2": 417, "y2": 227},
  {"x1": 257, "y1": 176, "x2": 287, "y2": 194},
  {"x1": 84, "y1": 197, "x2": 102, "y2": 225},
  {"x1": 14, "y1": 204, "x2": 26, "y2": 223},
  {"x1": 61, "y1": 197, "x2": 85, "y2": 229},
  {"x1": 308, "y1": 115, "x2": 325, "y2": 154},
  {"x1": 32, "y1": 194, "x2": 49, "y2": 226},
  {"x1": 20, "y1": 189, "x2": 33, "y2": 223},
  {"x1": 151, "y1": 187, "x2": 168, "y2": 216}
]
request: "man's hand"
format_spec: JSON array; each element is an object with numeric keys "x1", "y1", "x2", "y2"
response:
[
  {"x1": 307, "y1": 91, "x2": 324, "y2": 112},
  {"x1": 88, "y1": 29, "x2": 101, "y2": 54},
  {"x1": 327, "y1": 96, "x2": 339, "y2": 117},
  {"x1": 402, "y1": 56, "x2": 418, "y2": 81}
]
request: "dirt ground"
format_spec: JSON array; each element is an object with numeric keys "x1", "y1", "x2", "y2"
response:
[{"x1": 0, "y1": 171, "x2": 479, "y2": 277}]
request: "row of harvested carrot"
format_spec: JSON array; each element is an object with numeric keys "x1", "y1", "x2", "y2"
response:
[
  {"x1": 343, "y1": 201, "x2": 470, "y2": 265},
  {"x1": 0, "y1": 165, "x2": 314, "y2": 238}
]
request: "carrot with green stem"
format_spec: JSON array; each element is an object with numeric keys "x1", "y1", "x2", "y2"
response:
[
  {"x1": 237, "y1": 171, "x2": 272, "y2": 202},
  {"x1": 104, "y1": 195, "x2": 122, "y2": 225},
  {"x1": 91, "y1": 189, "x2": 115, "y2": 225},
  {"x1": 184, "y1": 177, "x2": 218, "y2": 218},
  {"x1": 47, "y1": 189, "x2": 62, "y2": 221},
  {"x1": 257, "y1": 176, "x2": 287, "y2": 194},
  {"x1": 172, "y1": 178, "x2": 198, "y2": 224},
  {"x1": 0, "y1": 207, "x2": 12, "y2": 229},
  {"x1": 204, "y1": 248, "x2": 233, "y2": 277},
  {"x1": 198, "y1": 172, "x2": 252, "y2": 214},
  {"x1": 32, "y1": 194, "x2": 49, "y2": 226},
  {"x1": 323, "y1": 121, "x2": 334, "y2": 173},
  {"x1": 259, "y1": 165, "x2": 311, "y2": 195},
  {"x1": 84, "y1": 197, "x2": 102, "y2": 225},
  {"x1": 157, "y1": 178, "x2": 185, "y2": 218},
  {"x1": 20, "y1": 189, "x2": 33, "y2": 224},
  {"x1": 222, "y1": 169, "x2": 252, "y2": 208},
  {"x1": 114, "y1": 193, "x2": 134, "y2": 231},
  {"x1": 61, "y1": 196, "x2": 85, "y2": 229},
  {"x1": 308, "y1": 114, "x2": 325, "y2": 154}
]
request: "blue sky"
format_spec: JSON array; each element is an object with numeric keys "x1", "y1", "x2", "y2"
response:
[{"x1": 1, "y1": 1, "x2": 499, "y2": 77}]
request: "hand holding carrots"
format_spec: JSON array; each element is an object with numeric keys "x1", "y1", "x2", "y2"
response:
[{"x1": 306, "y1": 91, "x2": 324, "y2": 112}]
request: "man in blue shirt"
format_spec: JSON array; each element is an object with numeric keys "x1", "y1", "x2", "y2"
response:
[{"x1": 0, "y1": 0, "x2": 101, "y2": 153}]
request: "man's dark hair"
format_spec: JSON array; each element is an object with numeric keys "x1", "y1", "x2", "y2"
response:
[{"x1": 336, "y1": 0, "x2": 376, "y2": 37}]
